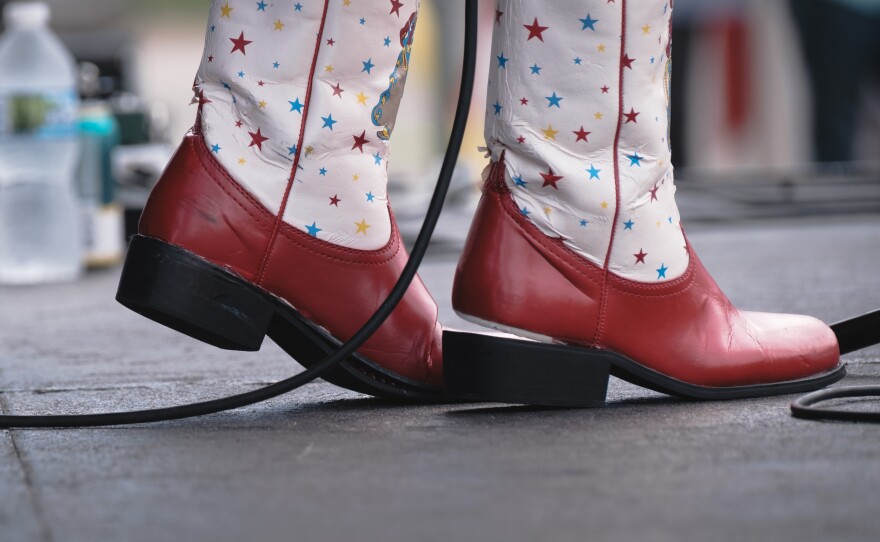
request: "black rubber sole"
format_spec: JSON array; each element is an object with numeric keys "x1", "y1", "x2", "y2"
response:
[
  {"x1": 443, "y1": 330, "x2": 848, "y2": 407},
  {"x1": 116, "y1": 235, "x2": 444, "y2": 402}
]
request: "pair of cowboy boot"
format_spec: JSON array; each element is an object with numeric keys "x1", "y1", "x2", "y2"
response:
[{"x1": 117, "y1": 0, "x2": 841, "y2": 404}]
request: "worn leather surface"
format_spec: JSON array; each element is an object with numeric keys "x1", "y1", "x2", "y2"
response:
[
  {"x1": 453, "y1": 160, "x2": 839, "y2": 387},
  {"x1": 140, "y1": 133, "x2": 443, "y2": 385}
]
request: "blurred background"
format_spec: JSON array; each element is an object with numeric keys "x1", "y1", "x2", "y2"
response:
[{"x1": 0, "y1": 0, "x2": 878, "y2": 283}]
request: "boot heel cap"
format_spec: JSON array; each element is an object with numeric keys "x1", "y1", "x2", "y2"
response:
[
  {"x1": 116, "y1": 236, "x2": 273, "y2": 352},
  {"x1": 443, "y1": 330, "x2": 610, "y2": 407}
]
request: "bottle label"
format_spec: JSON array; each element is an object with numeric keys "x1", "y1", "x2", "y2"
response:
[{"x1": 0, "y1": 89, "x2": 78, "y2": 140}]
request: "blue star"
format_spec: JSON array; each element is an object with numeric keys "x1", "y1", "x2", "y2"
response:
[
  {"x1": 319, "y1": 167, "x2": 327, "y2": 176},
  {"x1": 668, "y1": 216, "x2": 674, "y2": 224},
  {"x1": 373, "y1": 152, "x2": 383, "y2": 165},
  {"x1": 657, "y1": 263, "x2": 669, "y2": 280},
  {"x1": 497, "y1": 53, "x2": 509, "y2": 68},
  {"x1": 238, "y1": 71, "x2": 245, "y2": 78},
  {"x1": 624, "y1": 220, "x2": 635, "y2": 230},
  {"x1": 273, "y1": 61, "x2": 280, "y2": 69},
  {"x1": 256, "y1": 1, "x2": 267, "y2": 11},
  {"x1": 306, "y1": 222, "x2": 322, "y2": 237},
  {"x1": 530, "y1": 64, "x2": 542, "y2": 75},
  {"x1": 222, "y1": 82, "x2": 231, "y2": 90},
  {"x1": 294, "y1": 2, "x2": 302, "y2": 11},
  {"x1": 384, "y1": 36, "x2": 391, "y2": 47},
  {"x1": 289, "y1": 98, "x2": 303, "y2": 113},
  {"x1": 580, "y1": 14, "x2": 598, "y2": 31},
  {"x1": 650, "y1": 57, "x2": 656, "y2": 64},
  {"x1": 210, "y1": 25, "x2": 216, "y2": 32},
  {"x1": 628, "y1": 153, "x2": 643, "y2": 167},
  {"x1": 513, "y1": 176, "x2": 527, "y2": 187},
  {"x1": 492, "y1": 102, "x2": 503, "y2": 115},
  {"x1": 546, "y1": 92, "x2": 563, "y2": 108},
  {"x1": 362, "y1": 58, "x2": 375, "y2": 74},
  {"x1": 359, "y1": 17, "x2": 366, "y2": 25},
  {"x1": 580, "y1": 219, "x2": 589, "y2": 227},
  {"x1": 288, "y1": 145, "x2": 297, "y2": 156},
  {"x1": 587, "y1": 165, "x2": 601, "y2": 180},
  {"x1": 366, "y1": 191, "x2": 375, "y2": 202},
  {"x1": 211, "y1": 144, "x2": 221, "y2": 154},
  {"x1": 520, "y1": 207, "x2": 531, "y2": 217},
  {"x1": 321, "y1": 114, "x2": 337, "y2": 130},
  {"x1": 574, "y1": 57, "x2": 582, "y2": 65}
]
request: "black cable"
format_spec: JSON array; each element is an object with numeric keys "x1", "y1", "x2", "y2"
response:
[
  {"x1": 791, "y1": 386, "x2": 880, "y2": 423},
  {"x1": 0, "y1": 0, "x2": 478, "y2": 429}
]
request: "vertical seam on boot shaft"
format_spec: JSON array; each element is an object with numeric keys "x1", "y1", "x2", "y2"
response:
[
  {"x1": 595, "y1": 0, "x2": 628, "y2": 345},
  {"x1": 256, "y1": 0, "x2": 331, "y2": 286}
]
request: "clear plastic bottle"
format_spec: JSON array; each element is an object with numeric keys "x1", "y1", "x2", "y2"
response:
[{"x1": 0, "y1": 2, "x2": 82, "y2": 285}]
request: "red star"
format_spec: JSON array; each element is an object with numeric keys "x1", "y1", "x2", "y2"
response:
[
  {"x1": 649, "y1": 184, "x2": 660, "y2": 201},
  {"x1": 248, "y1": 128, "x2": 269, "y2": 151},
  {"x1": 520, "y1": 97, "x2": 529, "y2": 105},
  {"x1": 517, "y1": 136, "x2": 526, "y2": 144},
  {"x1": 230, "y1": 32, "x2": 253, "y2": 55},
  {"x1": 601, "y1": 85, "x2": 610, "y2": 93},
  {"x1": 327, "y1": 38, "x2": 335, "y2": 46},
  {"x1": 495, "y1": 10, "x2": 503, "y2": 24},
  {"x1": 351, "y1": 130, "x2": 370, "y2": 153},
  {"x1": 197, "y1": 91, "x2": 212, "y2": 106},
  {"x1": 624, "y1": 108, "x2": 640, "y2": 123},
  {"x1": 390, "y1": 0, "x2": 404, "y2": 16},
  {"x1": 257, "y1": 80, "x2": 265, "y2": 87},
  {"x1": 634, "y1": 249, "x2": 647, "y2": 264},
  {"x1": 329, "y1": 195, "x2": 341, "y2": 207},
  {"x1": 331, "y1": 82, "x2": 344, "y2": 98},
  {"x1": 540, "y1": 168, "x2": 564, "y2": 189},
  {"x1": 235, "y1": 120, "x2": 243, "y2": 128},
  {"x1": 524, "y1": 18, "x2": 549, "y2": 41},
  {"x1": 208, "y1": 55, "x2": 214, "y2": 63},
  {"x1": 622, "y1": 53, "x2": 636, "y2": 69},
  {"x1": 573, "y1": 126, "x2": 591, "y2": 142}
]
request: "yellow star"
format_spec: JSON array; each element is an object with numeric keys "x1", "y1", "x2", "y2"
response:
[
  {"x1": 343, "y1": 0, "x2": 351, "y2": 6},
  {"x1": 656, "y1": 221, "x2": 662, "y2": 228},
  {"x1": 305, "y1": 145, "x2": 315, "y2": 156},
  {"x1": 594, "y1": 112, "x2": 603, "y2": 120},
  {"x1": 601, "y1": 201, "x2": 609, "y2": 210},
  {"x1": 220, "y1": 2, "x2": 233, "y2": 18},
  {"x1": 325, "y1": 65, "x2": 334, "y2": 73},
  {"x1": 642, "y1": 24, "x2": 651, "y2": 35},
  {"x1": 274, "y1": 20, "x2": 285, "y2": 31},
  {"x1": 542, "y1": 124, "x2": 559, "y2": 140},
  {"x1": 352, "y1": 174, "x2": 360, "y2": 182},
  {"x1": 238, "y1": 157, "x2": 247, "y2": 166},
  {"x1": 258, "y1": 100, "x2": 268, "y2": 109},
  {"x1": 598, "y1": 44, "x2": 606, "y2": 53},
  {"x1": 544, "y1": 207, "x2": 553, "y2": 215},
  {"x1": 355, "y1": 219, "x2": 371, "y2": 235},
  {"x1": 356, "y1": 91, "x2": 369, "y2": 105}
]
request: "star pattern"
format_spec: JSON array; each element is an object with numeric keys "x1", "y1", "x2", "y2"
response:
[
  {"x1": 198, "y1": 0, "x2": 421, "y2": 249},
  {"x1": 485, "y1": 0, "x2": 688, "y2": 282}
]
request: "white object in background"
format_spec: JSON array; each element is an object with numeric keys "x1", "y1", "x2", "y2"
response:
[{"x1": 0, "y1": 2, "x2": 82, "y2": 285}]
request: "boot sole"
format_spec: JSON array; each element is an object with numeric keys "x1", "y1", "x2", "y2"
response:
[
  {"x1": 444, "y1": 316, "x2": 847, "y2": 407},
  {"x1": 116, "y1": 235, "x2": 445, "y2": 402}
]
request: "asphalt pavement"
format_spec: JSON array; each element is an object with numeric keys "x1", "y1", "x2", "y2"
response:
[{"x1": 1, "y1": 211, "x2": 879, "y2": 542}]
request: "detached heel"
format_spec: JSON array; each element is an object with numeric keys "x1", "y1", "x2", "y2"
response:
[
  {"x1": 442, "y1": 330, "x2": 611, "y2": 407},
  {"x1": 116, "y1": 235, "x2": 274, "y2": 352}
]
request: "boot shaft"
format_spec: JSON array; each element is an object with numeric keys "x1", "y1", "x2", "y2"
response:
[
  {"x1": 195, "y1": 0, "x2": 421, "y2": 250},
  {"x1": 485, "y1": 0, "x2": 687, "y2": 283}
]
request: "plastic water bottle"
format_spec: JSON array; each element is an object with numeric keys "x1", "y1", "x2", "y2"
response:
[{"x1": 0, "y1": 2, "x2": 82, "y2": 284}]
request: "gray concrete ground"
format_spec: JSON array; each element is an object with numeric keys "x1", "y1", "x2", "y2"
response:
[{"x1": 1, "y1": 212, "x2": 879, "y2": 542}]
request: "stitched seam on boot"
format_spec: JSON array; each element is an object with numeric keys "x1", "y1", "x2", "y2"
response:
[
  {"x1": 594, "y1": 0, "x2": 628, "y2": 346},
  {"x1": 256, "y1": 0, "x2": 331, "y2": 286}
]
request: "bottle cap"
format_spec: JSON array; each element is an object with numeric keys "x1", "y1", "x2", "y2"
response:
[{"x1": 4, "y1": 2, "x2": 51, "y2": 28}]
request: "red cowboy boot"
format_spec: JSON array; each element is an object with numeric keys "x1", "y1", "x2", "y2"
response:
[
  {"x1": 445, "y1": 0, "x2": 843, "y2": 405},
  {"x1": 116, "y1": 1, "x2": 443, "y2": 399}
]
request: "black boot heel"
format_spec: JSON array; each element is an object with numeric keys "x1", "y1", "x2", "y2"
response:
[
  {"x1": 116, "y1": 235, "x2": 274, "y2": 352},
  {"x1": 442, "y1": 330, "x2": 612, "y2": 407}
]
